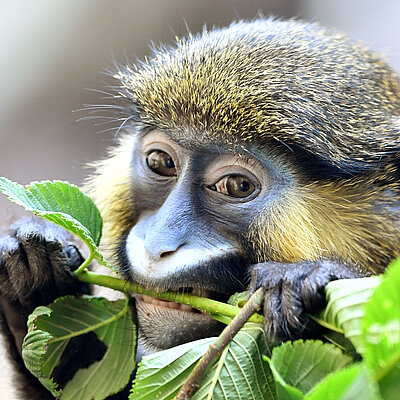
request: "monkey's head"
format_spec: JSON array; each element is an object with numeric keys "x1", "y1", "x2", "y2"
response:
[{"x1": 86, "y1": 18, "x2": 400, "y2": 351}]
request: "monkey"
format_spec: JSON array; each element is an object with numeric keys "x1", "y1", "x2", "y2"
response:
[{"x1": 1, "y1": 17, "x2": 400, "y2": 399}]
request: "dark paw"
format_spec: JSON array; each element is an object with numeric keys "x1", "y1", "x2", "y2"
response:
[
  {"x1": 0, "y1": 217, "x2": 86, "y2": 305},
  {"x1": 249, "y1": 260, "x2": 360, "y2": 342},
  {"x1": 0, "y1": 217, "x2": 90, "y2": 354}
]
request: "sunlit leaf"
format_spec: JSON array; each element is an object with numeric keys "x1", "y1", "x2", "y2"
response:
[
  {"x1": 305, "y1": 365, "x2": 380, "y2": 400},
  {"x1": 266, "y1": 340, "x2": 352, "y2": 400},
  {"x1": 131, "y1": 323, "x2": 276, "y2": 400},
  {"x1": 362, "y1": 259, "x2": 400, "y2": 400}
]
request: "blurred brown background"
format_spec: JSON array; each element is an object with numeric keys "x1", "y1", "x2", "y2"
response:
[
  {"x1": 1, "y1": 0, "x2": 400, "y2": 224},
  {"x1": 0, "y1": 0, "x2": 399, "y2": 398}
]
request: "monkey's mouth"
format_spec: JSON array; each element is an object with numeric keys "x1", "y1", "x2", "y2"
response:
[
  {"x1": 137, "y1": 288, "x2": 230, "y2": 314},
  {"x1": 138, "y1": 294, "x2": 199, "y2": 312},
  {"x1": 135, "y1": 290, "x2": 226, "y2": 351}
]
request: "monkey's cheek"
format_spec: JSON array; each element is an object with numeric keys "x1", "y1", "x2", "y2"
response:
[{"x1": 135, "y1": 299, "x2": 223, "y2": 351}]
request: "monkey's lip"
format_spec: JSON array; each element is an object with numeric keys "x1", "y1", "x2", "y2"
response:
[{"x1": 137, "y1": 294, "x2": 199, "y2": 313}]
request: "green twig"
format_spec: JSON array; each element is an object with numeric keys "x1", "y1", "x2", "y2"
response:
[
  {"x1": 73, "y1": 253, "x2": 94, "y2": 275},
  {"x1": 74, "y1": 270, "x2": 264, "y2": 324},
  {"x1": 373, "y1": 350, "x2": 400, "y2": 383}
]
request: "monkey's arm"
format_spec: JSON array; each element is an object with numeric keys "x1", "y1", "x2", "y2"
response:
[
  {"x1": 249, "y1": 260, "x2": 362, "y2": 342},
  {"x1": 0, "y1": 217, "x2": 90, "y2": 399}
]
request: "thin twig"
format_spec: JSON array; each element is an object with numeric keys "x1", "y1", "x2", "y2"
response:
[{"x1": 176, "y1": 288, "x2": 264, "y2": 400}]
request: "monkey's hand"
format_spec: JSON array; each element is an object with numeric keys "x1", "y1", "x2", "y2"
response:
[
  {"x1": 0, "y1": 217, "x2": 89, "y2": 355},
  {"x1": 249, "y1": 260, "x2": 361, "y2": 342}
]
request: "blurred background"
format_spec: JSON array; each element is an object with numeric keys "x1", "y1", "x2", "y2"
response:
[
  {"x1": 0, "y1": 0, "x2": 399, "y2": 398},
  {"x1": 1, "y1": 0, "x2": 400, "y2": 224}
]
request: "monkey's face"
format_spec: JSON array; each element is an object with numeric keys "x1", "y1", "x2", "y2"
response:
[
  {"x1": 116, "y1": 129, "x2": 292, "y2": 351},
  {"x1": 91, "y1": 18, "x2": 400, "y2": 352}
]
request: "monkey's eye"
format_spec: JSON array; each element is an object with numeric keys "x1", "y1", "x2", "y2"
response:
[
  {"x1": 209, "y1": 175, "x2": 256, "y2": 198},
  {"x1": 146, "y1": 150, "x2": 177, "y2": 176}
]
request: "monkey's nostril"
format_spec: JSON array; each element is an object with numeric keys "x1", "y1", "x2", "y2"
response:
[
  {"x1": 158, "y1": 243, "x2": 185, "y2": 259},
  {"x1": 160, "y1": 250, "x2": 174, "y2": 258}
]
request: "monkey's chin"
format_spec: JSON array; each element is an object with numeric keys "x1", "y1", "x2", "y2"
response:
[{"x1": 135, "y1": 295, "x2": 223, "y2": 352}]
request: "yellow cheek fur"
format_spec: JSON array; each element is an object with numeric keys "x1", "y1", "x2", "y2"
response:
[
  {"x1": 84, "y1": 133, "x2": 136, "y2": 253},
  {"x1": 249, "y1": 178, "x2": 400, "y2": 273}
]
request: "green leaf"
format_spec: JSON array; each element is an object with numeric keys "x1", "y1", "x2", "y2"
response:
[
  {"x1": 316, "y1": 277, "x2": 381, "y2": 353},
  {"x1": 131, "y1": 323, "x2": 276, "y2": 400},
  {"x1": 131, "y1": 337, "x2": 215, "y2": 400},
  {"x1": 192, "y1": 323, "x2": 276, "y2": 400},
  {"x1": 266, "y1": 340, "x2": 353, "y2": 400},
  {"x1": 305, "y1": 365, "x2": 380, "y2": 400},
  {"x1": 0, "y1": 177, "x2": 114, "y2": 271},
  {"x1": 22, "y1": 296, "x2": 137, "y2": 399},
  {"x1": 362, "y1": 259, "x2": 400, "y2": 399},
  {"x1": 321, "y1": 330, "x2": 360, "y2": 361},
  {"x1": 227, "y1": 291, "x2": 249, "y2": 307}
]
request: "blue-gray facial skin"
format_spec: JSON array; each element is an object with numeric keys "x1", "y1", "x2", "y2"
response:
[{"x1": 121, "y1": 128, "x2": 292, "y2": 351}]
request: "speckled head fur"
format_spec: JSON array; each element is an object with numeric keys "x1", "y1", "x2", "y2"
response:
[
  {"x1": 87, "y1": 18, "x2": 400, "y2": 273},
  {"x1": 114, "y1": 18, "x2": 400, "y2": 176}
]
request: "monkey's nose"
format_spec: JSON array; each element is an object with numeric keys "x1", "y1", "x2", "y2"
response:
[{"x1": 143, "y1": 240, "x2": 184, "y2": 261}]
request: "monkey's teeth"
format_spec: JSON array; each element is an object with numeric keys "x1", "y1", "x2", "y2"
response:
[{"x1": 138, "y1": 294, "x2": 195, "y2": 312}]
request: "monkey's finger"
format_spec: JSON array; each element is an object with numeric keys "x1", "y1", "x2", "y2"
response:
[
  {"x1": 0, "y1": 235, "x2": 32, "y2": 302},
  {"x1": 301, "y1": 260, "x2": 360, "y2": 314},
  {"x1": 280, "y1": 276, "x2": 305, "y2": 334},
  {"x1": 249, "y1": 262, "x2": 288, "y2": 295},
  {"x1": 63, "y1": 244, "x2": 85, "y2": 271},
  {"x1": 0, "y1": 218, "x2": 83, "y2": 303},
  {"x1": 262, "y1": 285, "x2": 286, "y2": 342},
  {"x1": 14, "y1": 217, "x2": 82, "y2": 286},
  {"x1": 13, "y1": 217, "x2": 73, "y2": 247}
]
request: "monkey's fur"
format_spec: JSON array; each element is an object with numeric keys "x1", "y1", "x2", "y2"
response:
[
  {"x1": 91, "y1": 18, "x2": 400, "y2": 274},
  {"x1": 1, "y1": 17, "x2": 400, "y2": 400}
]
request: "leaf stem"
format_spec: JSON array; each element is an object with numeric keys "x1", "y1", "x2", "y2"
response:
[
  {"x1": 373, "y1": 350, "x2": 400, "y2": 383},
  {"x1": 75, "y1": 270, "x2": 264, "y2": 324},
  {"x1": 73, "y1": 253, "x2": 94, "y2": 275},
  {"x1": 310, "y1": 316, "x2": 345, "y2": 334},
  {"x1": 175, "y1": 288, "x2": 264, "y2": 400}
]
